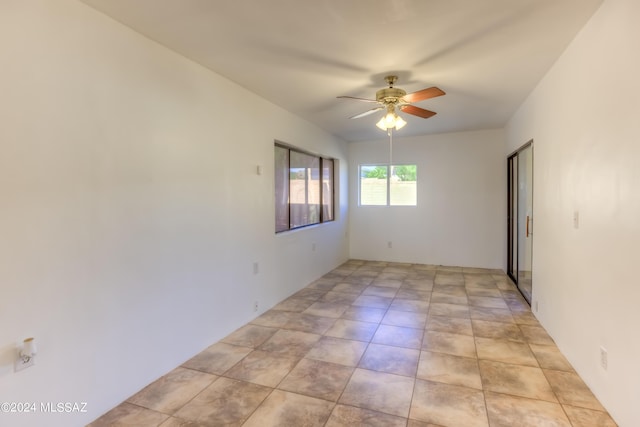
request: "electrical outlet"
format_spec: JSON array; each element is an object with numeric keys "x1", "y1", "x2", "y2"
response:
[
  {"x1": 311, "y1": 242, "x2": 316, "y2": 251},
  {"x1": 14, "y1": 353, "x2": 35, "y2": 372},
  {"x1": 253, "y1": 262, "x2": 259, "y2": 275},
  {"x1": 387, "y1": 241, "x2": 392, "y2": 249},
  {"x1": 253, "y1": 301, "x2": 259, "y2": 312},
  {"x1": 534, "y1": 301, "x2": 539, "y2": 313},
  {"x1": 600, "y1": 346, "x2": 608, "y2": 370},
  {"x1": 573, "y1": 211, "x2": 580, "y2": 229}
]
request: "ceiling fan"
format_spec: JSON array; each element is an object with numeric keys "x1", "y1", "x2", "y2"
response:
[{"x1": 338, "y1": 75, "x2": 445, "y2": 130}]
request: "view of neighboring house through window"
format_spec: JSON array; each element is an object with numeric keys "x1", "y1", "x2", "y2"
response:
[
  {"x1": 359, "y1": 164, "x2": 417, "y2": 206},
  {"x1": 275, "y1": 143, "x2": 335, "y2": 232}
]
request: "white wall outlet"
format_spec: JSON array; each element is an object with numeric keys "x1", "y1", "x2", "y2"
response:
[
  {"x1": 256, "y1": 165, "x2": 263, "y2": 175},
  {"x1": 253, "y1": 262, "x2": 259, "y2": 275},
  {"x1": 14, "y1": 337, "x2": 37, "y2": 372},
  {"x1": 534, "y1": 300, "x2": 539, "y2": 312},
  {"x1": 600, "y1": 346, "x2": 608, "y2": 370},
  {"x1": 253, "y1": 301, "x2": 259, "y2": 312},
  {"x1": 14, "y1": 351, "x2": 35, "y2": 372},
  {"x1": 311, "y1": 242, "x2": 316, "y2": 251},
  {"x1": 387, "y1": 241, "x2": 392, "y2": 249},
  {"x1": 573, "y1": 211, "x2": 580, "y2": 229}
]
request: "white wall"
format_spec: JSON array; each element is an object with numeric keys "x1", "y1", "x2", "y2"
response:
[
  {"x1": 506, "y1": 0, "x2": 639, "y2": 424},
  {"x1": 0, "y1": 1, "x2": 348, "y2": 425},
  {"x1": 349, "y1": 129, "x2": 506, "y2": 269}
]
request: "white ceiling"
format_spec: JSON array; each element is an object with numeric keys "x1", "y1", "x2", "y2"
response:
[{"x1": 81, "y1": 0, "x2": 602, "y2": 142}]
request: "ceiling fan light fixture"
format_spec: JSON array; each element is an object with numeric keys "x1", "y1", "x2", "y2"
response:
[
  {"x1": 376, "y1": 116, "x2": 388, "y2": 130},
  {"x1": 384, "y1": 111, "x2": 396, "y2": 125},
  {"x1": 376, "y1": 107, "x2": 406, "y2": 131}
]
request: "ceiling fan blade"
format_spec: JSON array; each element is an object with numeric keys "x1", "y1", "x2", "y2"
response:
[
  {"x1": 337, "y1": 95, "x2": 379, "y2": 103},
  {"x1": 402, "y1": 87, "x2": 445, "y2": 103},
  {"x1": 399, "y1": 105, "x2": 437, "y2": 119},
  {"x1": 349, "y1": 106, "x2": 384, "y2": 119}
]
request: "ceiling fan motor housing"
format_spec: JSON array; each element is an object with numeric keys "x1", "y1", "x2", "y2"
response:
[{"x1": 376, "y1": 87, "x2": 407, "y2": 104}]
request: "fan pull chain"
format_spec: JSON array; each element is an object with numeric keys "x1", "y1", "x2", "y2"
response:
[{"x1": 388, "y1": 128, "x2": 393, "y2": 171}]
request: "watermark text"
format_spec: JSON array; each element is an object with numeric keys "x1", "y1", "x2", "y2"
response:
[{"x1": 1, "y1": 402, "x2": 87, "y2": 413}]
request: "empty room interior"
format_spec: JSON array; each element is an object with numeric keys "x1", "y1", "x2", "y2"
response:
[{"x1": 1, "y1": 0, "x2": 638, "y2": 426}]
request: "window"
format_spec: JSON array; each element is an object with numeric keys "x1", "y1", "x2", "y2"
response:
[
  {"x1": 275, "y1": 143, "x2": 335, "y2": 232},
  {"x1": 359, "y1": 164, "x2": 417, "y2": 206}
]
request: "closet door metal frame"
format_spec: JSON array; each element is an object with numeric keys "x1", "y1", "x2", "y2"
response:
[{"x1": 507, "y1": 140, "x2": 533, "y2": 304}]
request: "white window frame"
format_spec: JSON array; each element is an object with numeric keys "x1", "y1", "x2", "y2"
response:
[{"x1": 358, "y1": 164, "x2": 417, "y2": 207}]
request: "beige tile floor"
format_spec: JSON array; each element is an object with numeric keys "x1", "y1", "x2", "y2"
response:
[{"x1": 90, "y1": 260, "x2": 617, "y2": 427}]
